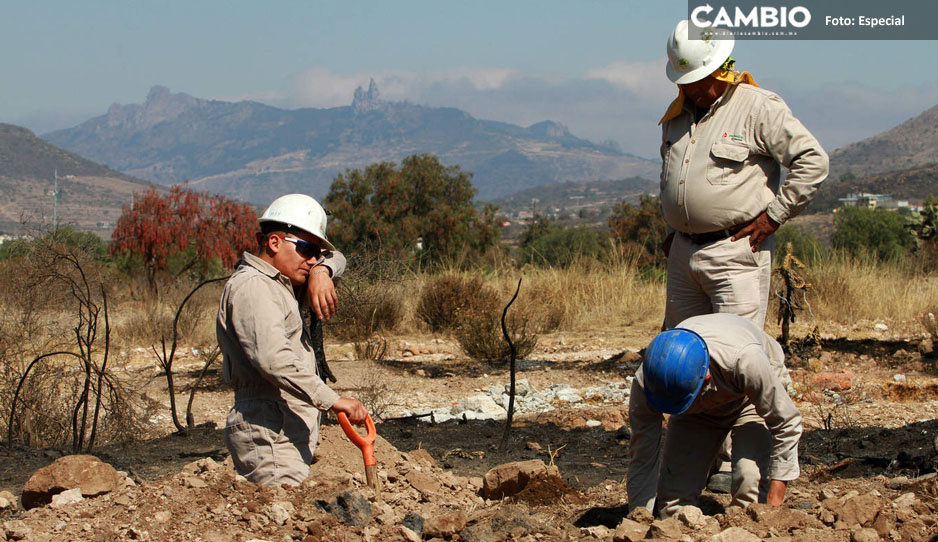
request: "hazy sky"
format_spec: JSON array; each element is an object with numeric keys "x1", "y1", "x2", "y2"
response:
[{"x1": 2, "y1": 0, "x2": 936, "y2": 159}]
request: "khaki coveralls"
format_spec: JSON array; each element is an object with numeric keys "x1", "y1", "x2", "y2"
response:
[
  {"x1": 660, "y1": 83, "x2": 829, "y2": 329},
  {"x1": 217, "y1": 251, "x2": 346, "y2": 486},
  {"x1": 626, "y1": 313, "x2": 803, "y2": 518}
]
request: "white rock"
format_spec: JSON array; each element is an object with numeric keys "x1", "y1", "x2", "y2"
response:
[
  {"x1": 50, "y1": 487, "x2": 84, "y2": 508},
  {"x1": 585, "y1": 420, "x2": 602, "y2": 428},
  {"x1": 452, "y1": 394, "x2": 505, "y2": 417},
  {"x1": 893, "y1": 374, "x2": 906, "y2": 382},
  {"x1": 874, "y1": 323, "x2": 888, "y2": 332},
  {"x1": 893, "y1": 492, "x2": 915, "y2": 509}
]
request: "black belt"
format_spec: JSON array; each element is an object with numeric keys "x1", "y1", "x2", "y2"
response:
[{"x1": 681, "y1": 228, "x2": 737, "y2": 245}]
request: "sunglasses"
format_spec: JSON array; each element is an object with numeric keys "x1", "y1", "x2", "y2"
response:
[{"x1": 274, "y1": 235, "x2": 322, "y2": 259}]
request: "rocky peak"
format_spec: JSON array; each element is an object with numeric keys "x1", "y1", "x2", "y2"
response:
[
  {"x1": 104, "y1": 85, "x2": 203, "y2": 132},
  {"x1": 352, "y1": 78, "x2": 385, "y2": 114},
  {"x1": 526, "y1": 120, "x2": 571, "y2": 139}
]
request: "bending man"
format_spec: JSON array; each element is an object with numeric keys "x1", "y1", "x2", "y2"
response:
[{"x1": 627, "y1": 313, "x2": 802, "y2": 518}]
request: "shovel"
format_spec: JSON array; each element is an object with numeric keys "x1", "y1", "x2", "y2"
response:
[{"x1": 337, "y1": 412, "x2": 381, "y2": 493}]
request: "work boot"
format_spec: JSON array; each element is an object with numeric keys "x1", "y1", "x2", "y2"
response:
[{"x1": 707, "y1": 472, "x2": 732, "y2": 494}]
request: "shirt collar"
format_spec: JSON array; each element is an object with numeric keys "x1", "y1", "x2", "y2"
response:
[{"x1": 238, "y1": 251, "x2": 294, "y2": 289}]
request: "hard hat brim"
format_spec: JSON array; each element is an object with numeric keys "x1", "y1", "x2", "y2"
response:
[
  {"x1": 666, "y1": 35, "x2": 735, "y2": 85},
  {"x1": 258, "y1": 216, "x2": 337, "y2": 252}
]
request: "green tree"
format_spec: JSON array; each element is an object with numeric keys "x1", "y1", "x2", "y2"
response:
[
  {"x1": 774, "y1": 224, "x2": 825, "y2": 266},
  {"x1": 608, "y1": 194, "x2": 667, "y2": 268},
  {"x1": 0, "y1": 227, "x2": 107, "y2": 262},
  {"x1": 520, "y1": 226, "x2": 609, "y2": 268},
  {"x1": 325, "y1": 154, "x2": 500, "y2": 264},
  {"x1": 519, "y1": 216, "x2": 557, "y2": 249},
  {"x1": 832, "y1": 206, "x2": 915, "y2": 261}
]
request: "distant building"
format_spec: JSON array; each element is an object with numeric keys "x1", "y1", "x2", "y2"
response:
[{"x1": 838, "y1": 192, "x2": 920, "y2": 213}]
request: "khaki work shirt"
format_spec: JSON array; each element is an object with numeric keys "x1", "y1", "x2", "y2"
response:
[
  {"x1": 627, "y1": 313, "x2": 803, "y2": 509},
  {"x1": 660, "y1": 84, "x2": 829, "y2": 233},
  {"x1": 217, "y1": 251, "x2": 346, "y2": 426}
]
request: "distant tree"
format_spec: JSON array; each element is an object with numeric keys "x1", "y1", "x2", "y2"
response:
[
  {"x1": 608, "y1": 194, "x2": 667, "y2": 268},
  {"x1": 110, "y1": 186, "x2": 256, "y2": 288},
  {"x1": 774, "y1": 224, "x2": 826, "y2": 266},
  {"x1": 325, "y1": 154, "x2": 500, "y2": 264},
  {"x1": 0, "y1": 227, "x2": 106, "y2": 262},
  {"x1": 832, "y1": 206, "x2": 915, "y2": 261},
  {"x1": 519, "y1": 216, "x2": 557, "y2": 249},
  {"x1": 520, "y1": 226, "x2": 609, "y2": 268},
  {"x1": 907, "y1": 196, "x2": 938, "y2": 271}
]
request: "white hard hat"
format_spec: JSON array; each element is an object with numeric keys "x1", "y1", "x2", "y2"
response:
[
  {"x1": 666, "y1": 20, "x2": 735, "y2": 85},
  {"x1": 258, "y1": 194, "x2": 335, "y2": 251}
]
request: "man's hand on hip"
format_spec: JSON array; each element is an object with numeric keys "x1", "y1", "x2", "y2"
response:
[{"x1": 731, "y1": 211, "x2": 780, "y2": 252}]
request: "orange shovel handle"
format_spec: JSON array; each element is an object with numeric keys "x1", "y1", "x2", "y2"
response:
[{"x1": 337, "y1": 412, "x2": 377, "y2": 466}]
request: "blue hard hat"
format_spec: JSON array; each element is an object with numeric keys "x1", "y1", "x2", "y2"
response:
[{"x1": 642, "y1": 328, "x2": 710, "y2": 414}]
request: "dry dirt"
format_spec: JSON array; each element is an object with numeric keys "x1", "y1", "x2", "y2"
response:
[{"x1": 1, "y1": 324, "x2": 937, "y2": 541}]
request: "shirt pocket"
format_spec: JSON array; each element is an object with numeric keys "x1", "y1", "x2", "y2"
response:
[{"x1": 707, "y1": 142, "x2": 750, "y2": 185}]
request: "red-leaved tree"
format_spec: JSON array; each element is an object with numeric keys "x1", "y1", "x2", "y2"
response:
[{"x1": 111, "y1": 185, "x2": 257, "y2": 289}]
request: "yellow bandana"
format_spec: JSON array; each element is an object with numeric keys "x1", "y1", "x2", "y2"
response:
[{"x1": 658, "y1": 68, "x2": 759, "y2": 125}]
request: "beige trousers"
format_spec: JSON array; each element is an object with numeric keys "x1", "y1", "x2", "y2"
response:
[
  {"x1": 224, "y1": 395, "x2": 320, "y2": 486},
  {"x1": 664, "y1": 232, "x2": 775, "y2": 329},
  {"x1": 657, "y1": 405, "x2": 772, "y2": 519}
]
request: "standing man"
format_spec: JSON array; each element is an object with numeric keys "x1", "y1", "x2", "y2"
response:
[
  {"x1": 626, "y1": 313, "x2": 803, "y2": 518},
  {"x1": 659, "y1": 20, "x2": 829, "y2": 329},
  {"x1": 657, "y1": 20, "x2": 824, "y2": 491},
  {"x1": 217, "y1": 193, "x2": 368, "y2": 486}
]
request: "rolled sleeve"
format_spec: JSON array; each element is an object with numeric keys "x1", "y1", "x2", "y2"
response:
[
  {"x1": 316, "y1": 250, "x2": 346, "y2": 279},
  {"x1": 627, "y1": 375, "x2": 664, "y2": 511},
  {"x1": 756, "y1": 95, "x2": 829, "y2": 224}
]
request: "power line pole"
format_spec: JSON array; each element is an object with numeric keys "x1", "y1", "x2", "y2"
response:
[{"x1": 53, "y1": 168, "x2": 59, "y2": 230}]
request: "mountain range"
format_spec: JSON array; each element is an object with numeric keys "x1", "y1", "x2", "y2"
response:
[
  {"x1": 0, "y1": 124, "x2": 151, "y2": 235},
  {"x1": 827, "y1": 103, "x2": 938, "y2": 181},
  {"x1": 44, "y1": 83, "x2": 661, "y2": 204}
]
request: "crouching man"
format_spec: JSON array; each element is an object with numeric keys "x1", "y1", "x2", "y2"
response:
[
  {"x1": 217, "y1": 193, "x2": 368, "y2": 486},
  {"x1": 626, "y1": 313, "x2": 802, "y2": 517}
]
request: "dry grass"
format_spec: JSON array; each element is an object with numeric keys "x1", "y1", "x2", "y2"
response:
[{"x1": 771, "y1": 251, "x2": 938, "y2": 337}]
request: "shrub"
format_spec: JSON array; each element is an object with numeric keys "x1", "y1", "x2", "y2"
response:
[
  {"x1": 331, "y1": 285, "x2": 403, "y2": 341},
  {"x1": 416, "y1": 275, "x2": 499, "y2": 332},
  {"x1": 454, "y1": 302, "x2": 539, "y2": 361},
  {"x1": 355, "y1": 362, "x2": 398, "y2": 421},
  {"x1": 328, "y1": 250, "x2": 408, "y2": 342}
]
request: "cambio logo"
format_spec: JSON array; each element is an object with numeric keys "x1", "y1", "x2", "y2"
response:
[{"x1": 691, "y1": 4, "x2": 812, "y2": 28}]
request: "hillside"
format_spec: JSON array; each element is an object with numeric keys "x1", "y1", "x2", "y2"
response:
[
  {"x1": 811, "y1": 162, "x2": 938, "y2": 212},
  {"x1": 828, "y1": 103, "x2": 938, "y2": 180},
  {"x1": 491, "y1": 176, "x2": 657, "y2": 218},
  {"x1": 44, "y1": 84, "x2": 660, "y2": 204},
  {"x1": 0, "y1": 124, "x2": 155, "y2": 235}
]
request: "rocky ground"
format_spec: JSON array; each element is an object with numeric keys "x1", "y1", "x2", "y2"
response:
[{"x1": 0, "y1": 324, "x2": 936, "y2": 541}]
